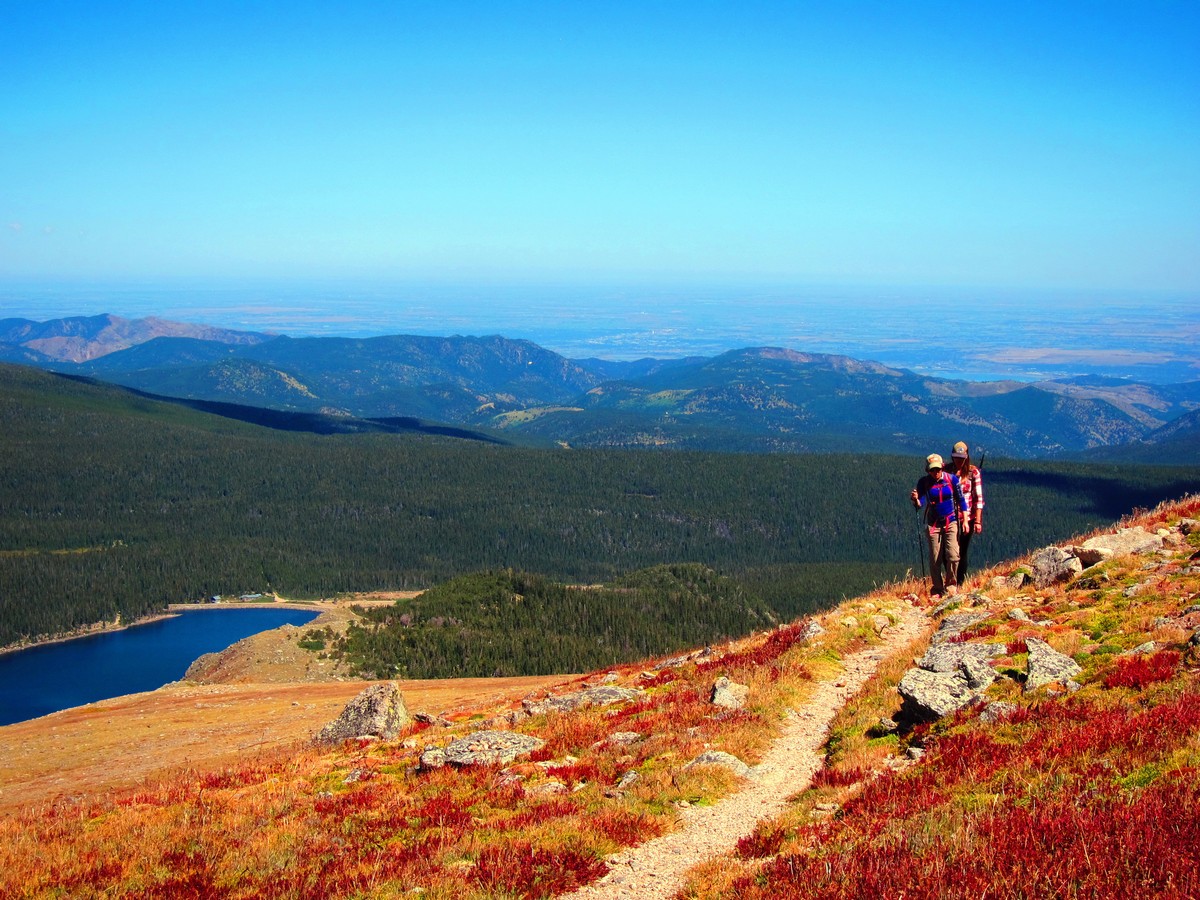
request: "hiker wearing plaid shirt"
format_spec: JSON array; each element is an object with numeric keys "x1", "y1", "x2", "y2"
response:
[
  {"x1": 910, "y1": 453, "x2": 967, "y2": 597},
  {"x1": 949, "y1": 440, "x2": 984, "y2": 582}
]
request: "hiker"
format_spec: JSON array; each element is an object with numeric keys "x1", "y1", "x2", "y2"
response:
[
  {"x1": 947, "y1": 440, "x2": 984, "y2": 582},
  {"x1": 910, "y1": 453, "x2": 967, "y2": 598}
]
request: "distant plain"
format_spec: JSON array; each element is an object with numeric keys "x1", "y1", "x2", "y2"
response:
[{"x1": 4, "y1": 281, "x2": 1197, "y2": 383}]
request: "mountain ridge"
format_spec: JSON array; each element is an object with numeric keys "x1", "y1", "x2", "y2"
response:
[{"x1": 4, "y1": 314, "x2": 1198, "y2": 460}]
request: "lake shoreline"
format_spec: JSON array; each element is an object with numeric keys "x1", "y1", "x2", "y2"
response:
[{"x1": 0, "y1": 599, "x2": 326, "y2": 658}]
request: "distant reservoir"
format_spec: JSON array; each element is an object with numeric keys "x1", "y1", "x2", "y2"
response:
[{"x1": 0, "y1": 607, "x2": 319, "y2": 726}]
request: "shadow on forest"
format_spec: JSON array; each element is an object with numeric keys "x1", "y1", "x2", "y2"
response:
[
  {"x1": 57, "y1": 373, "x2": 506, "y2": 443},
  {"x1": 988, "y1": 468, "x2": 1198, "y2": 522}
]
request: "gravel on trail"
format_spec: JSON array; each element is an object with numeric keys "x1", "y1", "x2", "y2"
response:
[{"x1": 564, "y1": 598, "x2": 928, "y2": 900}]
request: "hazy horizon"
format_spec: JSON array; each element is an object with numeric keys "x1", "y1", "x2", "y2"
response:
[{"x1": 3, "y1": 279, "x2": 1197, "y2": 384}]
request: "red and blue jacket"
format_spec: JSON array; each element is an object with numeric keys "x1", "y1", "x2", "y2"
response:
[{"x1": 915, "y1": 472, "x2": 966, "y2": 531}]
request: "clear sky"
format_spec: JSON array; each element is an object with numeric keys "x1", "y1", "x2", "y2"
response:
[{"x1": 3, "y1": 1, "x2": 1198, "y2": 292}]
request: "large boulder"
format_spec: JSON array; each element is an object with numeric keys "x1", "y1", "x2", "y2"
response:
[
  {"x1": 314, "y1": 682, "x2": 409, "y2": 745},
  {"x1": 1024, "y1": 638, "x2": 1082, "y2": 692},
  {"x1": 522, "y1": 685, "x2": 641, "y2": 716},
  {"x1": 710, "y1": 676, "x2": 750, "y2": 710},
  {"x1": 1077, "y1": 527, "x2": 1163, "y2": 558},
  {"x1": 899, "y1": 638, "x2": 1005, "y2": 720},
  {"x1": 917, "y1": 642, "x2": 1005, "y2": 673},
  {"x1": 898, "y1": 667, "x2": 980, "y2": 719},
  {"x1": 932, "y1": 612, "x2": 989, "y2": 644},
  {"x1": 1030, "y1": 546, "x2": 1084, "y2": 588},
  {"x1": 443, "y1": 730, "x2": 545, "y2": 766}
]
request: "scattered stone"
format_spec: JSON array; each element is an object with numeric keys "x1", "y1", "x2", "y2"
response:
[
  {"x1": 1122, "y1": 641, "x2": 1158, "y2": 656},
  {"x1": 686, "y1": 750, "x2": 752, "y2": 778},
  {"x1": 1073, "y1": 572, "x2": 1111, "y2": 590},
  {"x1": 871, "y1": 615, "x2": 891, "y2": 634},
  {"x1": 531, "y1": 780, "x2": 568, "y2": 796},
  {"x1": 1030, "y1": 546, "x2": 1084, "y2": 588},
  {"x1": 979, "y1": 701, "x2": 1020, "y2": 724},
  {"x1": 616, "y1": 771, "x2": 640, "y2": 790},
  {"x1": 992, "y1": 572, "x2": 1029, "y2": 590},
  {"x1": 443, "y1": 730, "x2": 545, "y2": 766},
  {"x1": 799, "y1": 619, "x2": 825, "y2": 641},
  {"x1": 1024, "y1": 638, "x2": 1082, "y2": 693},
  {"x1": 876, "y1": 717, "x2": 899, "y2": 735},
  {"x1": 1009, "y1": 608, "x2": 1032, "y2": 622},
  {"x1": 413, "y1": 712, "x2": 452, "y2": 727},
  {"x1": 840, "y1": 616, "x2": 858, "y2": 628},
  {"x1": 314, "y1": 682, "x2": 410, "y2": 745},
  {"x1": 1123, "y1": 581, "x2": 1157, "y2": 598},
  {"x1": 522, "y1": 685, "x2": 641, "y2": 716},
  {"x1": 536, "y1": 755, "x2": 578, "y2": 770},
  {"x1": 930, "y1": 596, "x2": 959, "y2": 616},
  {"x1": 710, "y1": 676, "x2": 750, "y2": 710},
  {"x1": 652, "y1": 647, "x2": 715, "y2": 671},
  {"x1": 906, "y1": 747, "x2": 926, "y2": 761},
  {"x1": 606, "y1": 732, "x2": 644, "y2": 746},
  {"x1": 1178, "y1": 518, "x2": 1200, "y2": 536}
]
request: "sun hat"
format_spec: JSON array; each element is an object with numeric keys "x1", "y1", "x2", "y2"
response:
[
  {"x1": 926, "y1": 453, "x2": 944, "y2": 471},
  {"x1": 952, "y1": 441, "x2": 969, "y2": 459}
]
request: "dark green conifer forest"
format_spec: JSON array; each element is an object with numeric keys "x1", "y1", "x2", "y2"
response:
[{"x1": 2, "y1": 363, "x2": 1197, "y2": 654}]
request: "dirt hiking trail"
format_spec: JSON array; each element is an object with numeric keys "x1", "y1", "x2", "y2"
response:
[{"x1": 566, "y1": 596, "x2": 929, "y2": 900}]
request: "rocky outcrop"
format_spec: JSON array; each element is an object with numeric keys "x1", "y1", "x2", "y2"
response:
[{"x1": 314, "y1": 682, "x2": 409, "y2": 745}]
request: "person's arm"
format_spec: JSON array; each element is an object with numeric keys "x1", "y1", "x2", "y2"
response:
[
  {"x1": 972, "y1": 467, "x2": 984, "y2": 532},
  {"x1": 911, "y1": 476, "x2": 927, "y2": 508}
]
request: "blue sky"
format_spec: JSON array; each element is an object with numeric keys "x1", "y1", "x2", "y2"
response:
[{"x1": 3, "y1": 1, "x2": 1198, "y2": 292}]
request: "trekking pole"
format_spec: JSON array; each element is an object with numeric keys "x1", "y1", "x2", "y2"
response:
[{"x1": 915, "y1": 505, "x2": 927, "y2": 586}]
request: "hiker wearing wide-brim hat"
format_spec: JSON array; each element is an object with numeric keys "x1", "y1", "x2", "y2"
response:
[
  {"x1": 948, "y1": 441, "x2": 984, "y2": 583},
  {"x1": 910, "y1": 452, "x2": 968, "y2": 598}
]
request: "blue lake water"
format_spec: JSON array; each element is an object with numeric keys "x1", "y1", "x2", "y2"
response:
[{"x1": 0, "y1": 607, "x2": 319, "y2": 726}]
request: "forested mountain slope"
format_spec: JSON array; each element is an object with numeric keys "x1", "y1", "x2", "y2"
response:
[{"x1": 3, "y1": 362, "x2": 1197, "y2": 649}]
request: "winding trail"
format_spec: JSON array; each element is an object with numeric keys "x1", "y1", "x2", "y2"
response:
[{"x1": 564, "y1": 597, "x2": 929, "y2": 900}]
